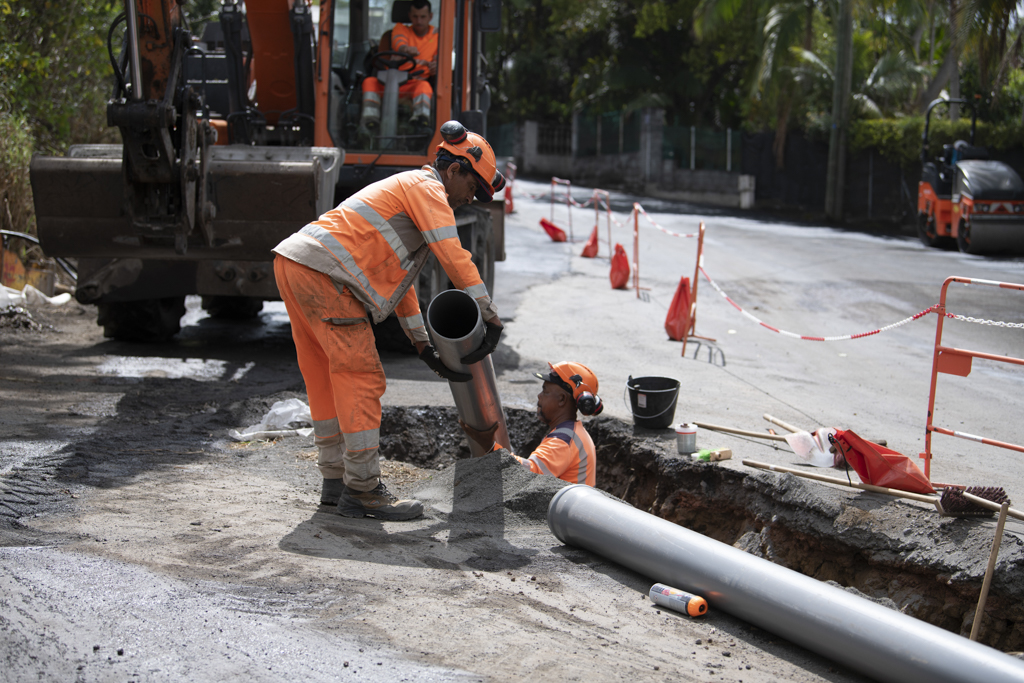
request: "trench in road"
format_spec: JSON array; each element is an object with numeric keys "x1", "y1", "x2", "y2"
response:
[{"x1": 379, "y1": 405, "x2": 1024, "y2": 654}]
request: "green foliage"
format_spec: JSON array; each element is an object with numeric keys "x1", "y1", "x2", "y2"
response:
[
  {"x1": 486, "y1": 0, "x2": 757, "y2": 127},
  {"x1": 0, "y1": 111, "x2": 35, "y2": 234},
  {"x1": 186, "y1": 0, "x2": 222, "y2": 42},
  {"x1": 0, "y1": 0, "x2": 120, "y2": 234},
  {"x1": 0, "y1": 0, "x2": 121, "y2": 154},
  {"x1": 848, "y1": 117, "x2": 925, "y2": 166},
  {"x1": 848, "y1": 116, "x2": 1024, "y2": 167}
]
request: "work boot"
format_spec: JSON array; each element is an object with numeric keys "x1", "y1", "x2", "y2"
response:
[
  {"x1": 409, "y1": 112, "x2": 429, "y2": 129},
  {"x1": 320, "y1": 478, "x2": 345, "y2": 506},
  {"x1": 336, "y1": 481, "x2": 424, "y2": 521}
]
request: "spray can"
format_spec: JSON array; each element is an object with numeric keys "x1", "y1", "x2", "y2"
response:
[
  {"x1": 649, "y1": 583, "x2": 708, "y2": 617},
  {"x1": 675, "y1": 423, "x2": 697, "y2": 454}
]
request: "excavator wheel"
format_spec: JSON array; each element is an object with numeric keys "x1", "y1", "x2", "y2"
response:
[
  {"x1": 201, "y1": 296, "x2": 264, "y2": 320},
  {"x1": 97, "y1": 297, "x2": 187, "y2": 342}
]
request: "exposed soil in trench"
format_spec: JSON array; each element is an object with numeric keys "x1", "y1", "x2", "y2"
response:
[{"x1": 374, "y1": 405, "x2": 1024, "y2": 653}]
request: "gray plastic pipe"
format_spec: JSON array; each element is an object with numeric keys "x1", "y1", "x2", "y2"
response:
[
  {"x1": 547, "y1": 484, "x2": 1024, "y2": 683},
  {"x1": 426, "y1": 289, "x2": 509, "y2": 457}
]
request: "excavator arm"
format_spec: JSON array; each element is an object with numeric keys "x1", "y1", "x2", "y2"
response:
[{"x1": 106, "y1": 0, "x2": 215, "y2": 253}]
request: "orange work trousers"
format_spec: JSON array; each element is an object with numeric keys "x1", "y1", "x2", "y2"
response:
[
  {"x1": 360, "y1": 77, "x2": 433, "y2": 122},
  {"x1": 274, "y1": 255, "x2": 385, "y2": 492}
]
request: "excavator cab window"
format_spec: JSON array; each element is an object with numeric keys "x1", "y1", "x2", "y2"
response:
[{"x1": 329, "y1": 0, "x2": 438, "y2": 153}]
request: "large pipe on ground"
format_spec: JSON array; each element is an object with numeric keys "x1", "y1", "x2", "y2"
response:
[
  {"x1": 426, "y1": 289, "x2": 509, "y2": 457},
  {"x1": 547, "y1": 484, "x2": 1024, "y2": 683}
]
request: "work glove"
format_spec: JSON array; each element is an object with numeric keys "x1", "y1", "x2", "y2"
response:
[
  {"x1": 420, "y1": 344, "x2": 472, "y2": 382},
  {"x1": 460, "y1": 320, "x2": 503, "y2": 365}
]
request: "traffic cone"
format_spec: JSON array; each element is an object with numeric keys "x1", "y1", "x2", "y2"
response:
[
  {"x1": 540, "y1": 218, "x2": 567, "y2": 242},
  {"x1": 581, "y1": 226, "x2": 599, "y2": 257}
]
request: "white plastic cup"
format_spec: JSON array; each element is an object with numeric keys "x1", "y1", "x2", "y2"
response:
[{"x1": 675, "y1": 423, "x2": 697, "y2": 454}]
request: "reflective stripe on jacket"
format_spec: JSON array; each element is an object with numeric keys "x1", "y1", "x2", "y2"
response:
[
  {"x1": 391, "y1": 23, "x2": 438, "y2": 78},
  {"x1": 273, "y1": 166, "x2": 496, "y2": 342},
  {"x1": 513, "y1": 420, "x2": 596, "y2": 487}
]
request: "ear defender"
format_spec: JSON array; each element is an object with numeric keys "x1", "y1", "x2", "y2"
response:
[{"x1": 577, "y1": 392, "x2": 603, "y2": 416}]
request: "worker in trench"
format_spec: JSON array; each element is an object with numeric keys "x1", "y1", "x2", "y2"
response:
[
  {"x1": 272, "y1": 120, "x2": 505, "y2": 521},
  {"x1": 460, "y1": 362, "x2": 601, "y2": 486}
]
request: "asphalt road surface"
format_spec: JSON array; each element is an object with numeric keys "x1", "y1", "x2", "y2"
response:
[{"x1": 2, "y1": 180, "x2": 1024, "y2": 682}]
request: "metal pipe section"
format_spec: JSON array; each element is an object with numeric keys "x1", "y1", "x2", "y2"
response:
[
  {"x1": 124, "y1": 0, "x2": 144, "y2": 101},
  {"x1": 547, "y1": 485, "x2": 1024, "y2": 683},
  {"x1": 426, "y1": 289, "x2": 509, "y2": 457}
]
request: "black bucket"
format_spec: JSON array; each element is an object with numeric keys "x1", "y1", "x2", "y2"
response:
[{"x1": 626, "y1": 376, "x2": 680, "y2": 429}]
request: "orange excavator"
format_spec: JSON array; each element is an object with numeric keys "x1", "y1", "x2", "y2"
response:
[{"x1": 29, "y1": 0, "x2": 504, "y2": 341}]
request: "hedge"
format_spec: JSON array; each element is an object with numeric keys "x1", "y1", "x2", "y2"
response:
[{"x1": 849, "y1": 117, "x2": 1024, "y2": 169}]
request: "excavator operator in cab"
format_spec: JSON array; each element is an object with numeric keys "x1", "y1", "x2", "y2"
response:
[
  {"x1": 461, "y1": 362, "x2": 601, "y2": 487},
  {"x1": 360, "y1": 0, "x2": 438, "y2": 131}
]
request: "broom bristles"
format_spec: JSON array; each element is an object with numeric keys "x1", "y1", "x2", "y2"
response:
[{"x1": 939, "y1": 486, "x2": 1011, "y2": 517}]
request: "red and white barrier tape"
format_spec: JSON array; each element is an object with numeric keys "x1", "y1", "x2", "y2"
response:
[
  {"x1": 518, "y1": 190, "x2": 550, "y2": 201},
  {"x1": 635, "y1": 204, "x2": 699, "y2": 239},
  {"x1": 525, "y1": 184, "x2": 1024, "y2": 333},
  {"x1": 569, "y1": 196, "x2": 595, "y2": 209},
  {"x1": 698, "y1": 266, "x2": 945, "y2": 341}
]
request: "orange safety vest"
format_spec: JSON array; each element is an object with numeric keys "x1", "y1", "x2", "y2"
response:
[
  {"x1": 512, "y1": 420, "x2": 596, "y2": 487},
  {"x1": 273, "y1": 166, "x2": 495, "y2": 342},
  {"x1": 391, "y1": 23, "x2": 438, "y2": 79}
]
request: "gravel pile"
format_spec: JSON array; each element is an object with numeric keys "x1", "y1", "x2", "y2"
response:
[{"x1": 0, "y1": 305, "x2": 52, "y2": 331}]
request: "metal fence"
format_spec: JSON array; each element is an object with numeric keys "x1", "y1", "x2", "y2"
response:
[
  {"x1": 663, "y1": 125, "x2": 741, "y2": 172},
  {"x1": 489, "y1": 122, "x2": 516, "y2": 158},
  {"x1": 537, "y1": 123, "x2": 572, "y2": 156},
  {"x1": 576, "y1": 110, "x2": 641, "y2": 157}
]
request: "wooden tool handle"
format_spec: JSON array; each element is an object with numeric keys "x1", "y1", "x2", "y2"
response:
[
  {"x1": 763, "y1": 414, "x2": 803, "y2": 434},
  {"x1": 962, "y1": 491, "x2": 1024, "y2": 522},
  {"x1": 694, "y1": 422, "x2": 788, "y2": 442},
  {"x1": 742, "y1": 459, "x2": 942, "y2": 505}
]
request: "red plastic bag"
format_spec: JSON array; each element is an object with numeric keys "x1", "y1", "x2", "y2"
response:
[
  {"x1": 664, "y1": 276, "x2": 692, "y2": 341},
  {"x1": 610, "y1": 243, "x2": 630, "y2": 289},
  {"x1": 831, "y1": 429, "x2": 935, "y2": 495},
  {"x1": 581, "y1": 226, "x2": 599, "y2": 258},
  {"x1": 504, "y1": 183, "x2": 514, "y2": 214},
  {"x1": 539, "y1": 218, "x2": 567, "y2": 242}
]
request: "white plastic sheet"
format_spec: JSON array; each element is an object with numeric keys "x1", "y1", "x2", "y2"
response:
[
  {"x1": 0, "y1": 284, "x2": 72, "y2": 307},
  {"x1": 228, "y1": 398, "x2": 314, "y2": 441},
  {"x1": 784, "y1": 428, "x2": 837, "y2": 468}
]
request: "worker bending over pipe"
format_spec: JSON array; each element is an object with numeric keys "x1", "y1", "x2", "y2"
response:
[
  {"x1": 462, "y1": 362, "x2": 602, "y2": 486},
  {"x1": 273, "y1": 121, "x2": 505, "y2": 521}
]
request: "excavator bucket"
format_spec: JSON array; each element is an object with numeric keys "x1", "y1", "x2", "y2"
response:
[{"x1": 30, "y1": 144, "x2": 342, "y2": 262}]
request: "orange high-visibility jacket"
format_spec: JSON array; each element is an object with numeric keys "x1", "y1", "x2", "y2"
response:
[
  {"x1": 273, "y1": 166, "x2": 496, "y2": 343},
  {"x1": 391, "y1": 23, "x2": 438, "y2": 79},
  {"x1": 510, "y1": 420, "x2": 596, "y2": 486}
]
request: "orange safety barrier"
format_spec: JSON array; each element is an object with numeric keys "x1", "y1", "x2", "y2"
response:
[
  {"x1": 627, "y1": 203, "x2": 709, "y2": 354},
  {"x1": 592, "y1": 189, "x2": 612, "y2": 258},
  {"x1": 680, "y1": 222, "x2": 709, "y2": 356},
  {"x1": 550, "y1": 177, "x2": 573, "y2": 242},
  {"x1": 921, "y1": 276, "x2": 1024, "y2": 479}
]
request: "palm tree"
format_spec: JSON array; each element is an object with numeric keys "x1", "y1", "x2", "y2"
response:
[
  {"x1": 792, "y1": 46, "x2": 929, "y2": 117},
  {"x1": 958, "y1": 0, "x2": 1023, "y2": 99},
  {"x1": 695, "y1": 0, "x2": 816, "y2": 168}
]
